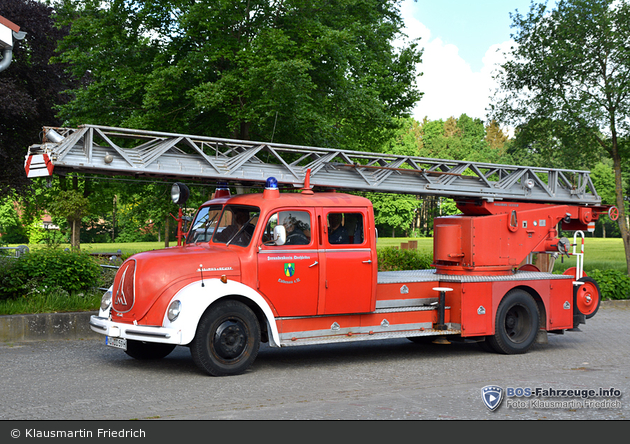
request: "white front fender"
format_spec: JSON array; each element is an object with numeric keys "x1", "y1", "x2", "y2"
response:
[{"x1": 163, "y1": 279, "x2": 280, "y2": 347}]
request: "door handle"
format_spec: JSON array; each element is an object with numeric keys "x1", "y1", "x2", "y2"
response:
[
  {"x1": 363, "y1": 260, "x2": 372, "y2": 264},
  {"x1": 309, "y1": 261, "x2": 319, "y2": 268}
]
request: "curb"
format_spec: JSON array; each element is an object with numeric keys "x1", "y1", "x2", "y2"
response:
[
  {"x1": 0, "y1": 300, "x2": 628, "y2": 344},
  {"x1": 0, "y1": 311, "x2": 100, "y2": 343}
]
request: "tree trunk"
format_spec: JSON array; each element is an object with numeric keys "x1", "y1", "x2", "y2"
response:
[
  {"x1": 112, "y1": 195, "x2": 117, "y2": 242},
  {"x1": 71, "y1": 218, "x2": 80, "y2": 250},
  {"x1": 612, "y1": 149, "x2": 630, "y2": 274}
]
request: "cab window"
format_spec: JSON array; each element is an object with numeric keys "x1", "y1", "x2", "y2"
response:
[
  {"x1": 186, "y1": 205, "x2": 222, "y2": 244},
  {"x1": 263, "y1": 210, "x2": 311, "y2": 246},
  {"x1": 327, "y1": 212, "x2": 364, "y2": 245}
]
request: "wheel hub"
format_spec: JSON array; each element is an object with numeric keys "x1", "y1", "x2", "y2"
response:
[
  {"x1": 214, "y1": 320, "x2": 247, "y2": 360},
  {"x1": 504, "y1": 306, "x2": 528, "y2": 343}
]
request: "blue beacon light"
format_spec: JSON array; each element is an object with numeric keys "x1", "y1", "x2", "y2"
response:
[{"x1": 264, "y1": 177, "x2": 280, "y2": 198}]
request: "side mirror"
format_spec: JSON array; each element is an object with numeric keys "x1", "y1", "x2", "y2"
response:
[{"x1": 273, "y1": 225, "x2": 286, "y2": 246}]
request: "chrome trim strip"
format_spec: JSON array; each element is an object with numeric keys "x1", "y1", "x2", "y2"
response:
[
  {"x1": 88, "y1": 320, "x2": 107, "y2": 331},
  {"x1": 125, "y1": 329, "x2": 171, "y2": 339},
  {"x1": 258, "y1": 249, "x2": 319, "y2": 255}
]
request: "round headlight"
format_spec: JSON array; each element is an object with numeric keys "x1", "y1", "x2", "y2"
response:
[
  {"x1": 167, "y1": 300, "x2": 181, "y2": 322},
  {"x1": 171, "y1": 182, "x2": 190, "y2": 206},
  {"x1": 100, "y1": 290, "x2": 112, "y2": 311}
]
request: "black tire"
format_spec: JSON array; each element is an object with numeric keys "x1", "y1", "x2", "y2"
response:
[
  {"x1": 190, "y1": 300, "x2": 260, "y2": 376},
  {"x1": 574, "y1": 276, "x2": 601, "y2": 319},
  {"x1": 124, "y1": 340, "x2": 176, "y2": 360},
  {"x1": 477, "y1": 339, "x2": 497, "y2": 353},
  {"x1": 407, "y1": 336, "x2": 433, "y2": 344},
  {"x1": 487, "y1": 289, "x2": 540, "y2": 355}
]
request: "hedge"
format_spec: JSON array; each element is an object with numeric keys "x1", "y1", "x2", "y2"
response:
[
  {"x1": 586, "y1": 269, "x2": 630, "y2": 301},
  {"x1": 0, "y1": 248, "x2": 101, "y2": 300},
  {"x1": 377, "y1": 247, "x2": 434, "y2": 272}
]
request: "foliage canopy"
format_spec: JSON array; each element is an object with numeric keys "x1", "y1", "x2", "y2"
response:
[
  {"x1": 53, "y1": 0, "x2": 422, "y2": 151},
  {"x1": 491, "y1": 0, "x2": 630, "y2": 272}
]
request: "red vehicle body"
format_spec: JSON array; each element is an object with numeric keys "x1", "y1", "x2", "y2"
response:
[{"x1": 90, "y1": 178, "x2": 608, "y2": 376}]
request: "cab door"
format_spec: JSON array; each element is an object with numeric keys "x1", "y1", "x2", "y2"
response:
[
  {"x1": 257, "y1": 208, "x2": 321, "y2": 317},
  {"x1": 320, "y1": 208, "x2": 375, "y2": 314}
]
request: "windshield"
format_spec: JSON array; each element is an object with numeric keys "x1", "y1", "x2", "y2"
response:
[
  {"x1": 212, "y1": 205, "x2": 260, "y2": 247},
  {"x1": 186, "y1": 205, "x2": 222, "y2": 244}
]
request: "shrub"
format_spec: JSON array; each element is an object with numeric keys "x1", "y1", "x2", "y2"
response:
[
  {"x1": 0, "y1": 257, "x2": 26, "y2": 300},
  {"x1": 587, "y1": 269, "x2": 630, "y2": 301},
  {"x1": 377, "y1": 247, "x2": 434, "y2": 271},
  {"x1": 0, "y1": 247, "x2": 101, "y2": 300}
]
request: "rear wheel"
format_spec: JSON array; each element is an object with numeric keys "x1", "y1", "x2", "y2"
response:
[
  {"x1": 190, "y1": 300, "x2": 260, "y2": 376},
  {"x1": 124, "y1": 340, "x2": 176, "y2": 360},
  {"x1": 574, "y1": 277, "x2": 601, "y2": 319},
  {"x1": 487, "y1": 289, "x2": 540, "y2": 354}
]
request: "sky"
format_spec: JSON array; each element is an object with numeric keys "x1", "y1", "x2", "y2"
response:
[{"x1": 399, "y1": 0, "x2": 544, "y2": 123}]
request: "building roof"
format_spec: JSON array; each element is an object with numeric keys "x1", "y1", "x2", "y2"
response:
[{"x1": 0, "y1": 15, "x2": 20, "y2": 33}]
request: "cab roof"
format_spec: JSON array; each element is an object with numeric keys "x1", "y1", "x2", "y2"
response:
[{"x1": 201, "y1": 190, "x2": 372, "y2": 210}]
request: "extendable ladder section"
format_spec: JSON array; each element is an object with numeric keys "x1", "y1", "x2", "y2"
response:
[{"x1": 25, "y1": 125, "x2": 601, "y2": 204}]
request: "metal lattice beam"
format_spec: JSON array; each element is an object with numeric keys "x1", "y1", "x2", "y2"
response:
[{"x1": 25, "y1": 125, "x2": 601, "y2": 204}]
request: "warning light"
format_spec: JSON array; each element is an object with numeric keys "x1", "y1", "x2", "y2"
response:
[
  {"x1": 264, "y1": 177, "x2": 280, "y2": 199},
  {"x1": 265, "y1": 177, "x2": 278, "y2": 189}
]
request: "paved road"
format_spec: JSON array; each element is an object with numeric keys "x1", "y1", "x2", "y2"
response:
[{"x1": 1, "y1": 303, "x2": 628, "y2": 421}]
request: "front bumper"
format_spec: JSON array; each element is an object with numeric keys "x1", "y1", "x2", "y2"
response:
[{"x1": 89, "y1": 315, "x2": 182, "y2": 345}]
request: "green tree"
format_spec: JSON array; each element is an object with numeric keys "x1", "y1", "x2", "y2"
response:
[
  {"x1": 367, "y1": 192, "x2": 417, "y2": 237},
  {"x1": 491, "y1": 0, "x2": 630, "y2": 272},
  {"x1": 590, "y1": 161, "x2": 618, "y2": 206},
  {"x1": 0, "y1": 196, "x2": 28, "y2": 243},
  {"x1": 47, "y1": 188, "x2": 90, "y2": 250},
  {"x1": 53, "y1": 0, "x2": 422, "y2": 150},
  {"x1": 485, "y1": 120, "x2": 508, "y2": 152}
]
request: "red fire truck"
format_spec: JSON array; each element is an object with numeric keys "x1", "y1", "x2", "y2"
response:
[{"x1": 25, "y1": 126, "x2": 616, "y2": 376}]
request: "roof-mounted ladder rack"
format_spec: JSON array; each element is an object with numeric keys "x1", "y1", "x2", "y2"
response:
[{"x1": 25, "y1": 124, "x2": 601, "y2": 204}]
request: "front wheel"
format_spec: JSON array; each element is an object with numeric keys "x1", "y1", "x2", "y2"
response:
[
  {"x1": 487, "y1": 289, "x2": 540, "y2": 354},
  {"x1": 190, "y1": 300, "x2": 261, "y2": 376}
]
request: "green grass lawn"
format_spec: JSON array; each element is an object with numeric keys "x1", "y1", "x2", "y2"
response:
[
  {"x1": 551, "y1": 237, "x2": 627, "y2": 274},
  {"x1": 9, "y1": 236, "x2": 626, "y2": 273},
  {"x1": 375, "y1": 236, "x2": 627, "y2": 274}
]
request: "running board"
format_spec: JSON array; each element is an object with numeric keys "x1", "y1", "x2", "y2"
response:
[
  {"x1": 279, "y1": 326, "x2": 461, "y2": 347},
  {"x1": 277, "y1": 304, "x2": 460, "y2": 347}
]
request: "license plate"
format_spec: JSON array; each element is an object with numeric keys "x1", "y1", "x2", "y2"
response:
[{"x1": 106, "y1": 336, "x2": 127, "y2": 351}]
